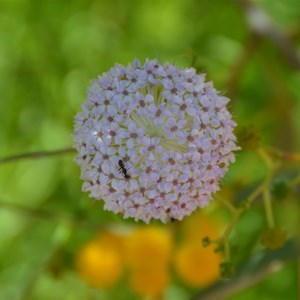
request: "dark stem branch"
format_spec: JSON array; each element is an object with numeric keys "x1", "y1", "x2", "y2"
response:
[
  {"x1": 0, "y1": 147, "x2": 76, "y2": 164},
  {"x1": 0, "y1": 200, "x2": 106, "y2": 231},
  {"x1": 191, "y1": 240, "x2": 299, "y2": 300},
  {"x1": 192, "y1": 260, "x2": 284, "y2": 300}
]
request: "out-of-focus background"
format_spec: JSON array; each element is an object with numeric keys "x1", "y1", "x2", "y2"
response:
[{"x1": 0, "y1": 0, "x2": 300, "y2": 299}]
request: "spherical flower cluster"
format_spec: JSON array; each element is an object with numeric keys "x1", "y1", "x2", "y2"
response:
[{"x1": 74, "y1": 58, "x2": 239, "y2": 223}]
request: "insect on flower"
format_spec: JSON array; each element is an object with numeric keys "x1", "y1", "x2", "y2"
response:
[{"x1": 118, "y1": 159, "x2": 131, "y2": 180}]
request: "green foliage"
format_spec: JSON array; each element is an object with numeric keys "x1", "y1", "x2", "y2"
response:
[
  {"x1": 0, "y1": 0, "x2": 300, "y2": 299},
  {"x1": 271, "y1": 179, "x2": 290, "y2": 200}
]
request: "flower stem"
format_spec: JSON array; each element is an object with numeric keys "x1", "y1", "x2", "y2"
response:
[
  {"x1": 219, "y1": 182, "x2": 264, "y2": 240},
  {"x1": 216, "y1": 195, "x2": 238, "y2": 214},
  {"x1": 262, "y1": 179, "x2": 275, "y2": 228},
  {"x1": 217, "y1": 182, "x2": 265, "y2": 258},
  {"x1": 221, "y1": 208, "x2": 243, "y2": 242},
  {"x1": 265, "y1": 147, "x2": 300, "y2": 162},
  {"x1": 0, "y1": 200, "x2": 106, "y2": 231},
  {"x1": 0, "y1": 147, "x2": 75, "y2": 164},
  {"x1": 258, "y1": 148, "x2": 278, "y2": 229},
  {"x1": 257, "y1": 148, "x2": 274, "y2": 170},
  {"x1": 223, "y1": 239, "x2": 231, "y2": 262},
  {"x1": 247, "y1": 184, "x2": 265, "y2": 205},
  {"x1": 218, "y1": 209, "x2": 241, "y2": 262}
]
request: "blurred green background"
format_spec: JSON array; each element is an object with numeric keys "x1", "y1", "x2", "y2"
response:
[{"x1": 0, "y1": 0, "x2": 300, "y2": 299}]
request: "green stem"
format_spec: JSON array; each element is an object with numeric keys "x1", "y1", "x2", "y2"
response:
[
  {"x1": 257, "y1": 148, "x2": 277, "y2": 229},
  {"x1": 216, "y1": 195, "x2": 238, "y2": 214},
  {"x1": 0, "y1": 200, "x2": 106, "y2": 231},
  {"x1": 257, "y1": 148, "x2": 274, "y2": 170},
  {"x1": 217, "y1": 181, "x2": 266, "y2": 258},
  {"x1": 247, "y1": 184, "x2": 264, "y2": 205},
  {"x1": 219, "y1": 182, "x2": 265, "y2": 242},
  {"x1": 262, "y1": 181, "x2": 275, "y2": 228},
  {"x1": 223, "y1": 240, "x2": 231, "y2": 262},
  {"x1": 221, "y1": 209, "x2": 243, "y2": 242},
  {"x1": 0, "y1": 147, "x2": 75, "y2": 164}
]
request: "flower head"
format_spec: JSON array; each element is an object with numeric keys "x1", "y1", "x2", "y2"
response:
[
  {"x1": 74, "y1": 59, "x2": 239, "y2": 223},
  {"x1": 129, "y1": 265, "x2": 170, "y2": 298},
  {"x1": 75, "y1": 237, "x2": 123, "y2": 288},
  {"x1": 125, "y1": 226, "x2": 172, "y2": 268},
  {"x1": 125, "y1": 226, "x2": 172, "y2": 297},
  {"x1": 173, "y1": 212, "x2": 223, "y2": 287},
  {"x1": 174, "y1": 241, "x2": 222, "y2": 287}
]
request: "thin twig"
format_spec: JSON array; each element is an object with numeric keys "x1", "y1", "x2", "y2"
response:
[
  {"x1": 0, "y1": 200, "x2": 106, "y2": 231},
  {"x1": 191, "y1": 260, "x2": 285, "y2": 300},
  {"x1": 257, "y1": 148, "x2": 279, "y2": 229},
  {"x1": 247, "y1": 184, "x2": 264, "y2": 205},
  {"x1": 265, "y1": 147, "x2": 300, "y2": 163},
  {"x1": 221, "y1": 208, "x2": 243, "y2": 242},
  {"x1": 0, "y1": 147, "x2": 76, "y2": 164},
  {"x1": 262, "y1": 178, "x2": 275, "y2": 228},
  {"x1": 257, "y1": 148, "x2": 274, "y2": 170},
  {"x1": 214, "y1": 182, "x2": 265, "y2": 262},
  {"x1": 215, "y1": 195, "x2": 238, "y2": 214},
  {"x1": 221, "y1": 182, "x2": 264, "y2": 237}
]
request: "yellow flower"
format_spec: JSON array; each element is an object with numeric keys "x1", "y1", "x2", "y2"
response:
[
  {"x1": 173, "y1": 212, "x2": 223, "y2": 287},
  {"x1": 129, "y1": 265, "x2": 170, "y2": 298},
  {"x1": 125, "y1": 226, "x2": 172, "y2": 268},
  {"x1": 181, "y1": 211, "x2": 221, "y2": 243},
  {"x1": 125, "y1": 226, "x2": 172, "y2": 297},
  {"x1": 174, "y1": 241, "x2": 222, "y2": 287},
  {"x1": 96, "y1": 231, "x2": 126, "y2": 259},
  {"x1": 75, "y1": 238, "x2": 123, "y2": 288}
]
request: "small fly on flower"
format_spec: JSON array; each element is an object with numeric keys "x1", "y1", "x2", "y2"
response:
[{"x1": 118, "y1": 159, "x2": 131, "y2": 180}]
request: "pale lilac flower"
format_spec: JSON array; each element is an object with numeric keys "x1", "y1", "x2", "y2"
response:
[{"x1": 74, "y1": 59, "x2": 239, "y2": 223}]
